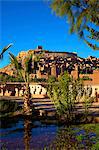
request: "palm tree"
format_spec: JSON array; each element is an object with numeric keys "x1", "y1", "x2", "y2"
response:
[
  {"x1": 51, "y1": 0, "x2": 99, "y2": 50},
  {"x1": 9, "y1": 52, "x2": 33, "y2": 115},
  {"x1": 0, "y1": 43, "x2": 13, "y2": 59},
  {"x1": 24, "y1": 118, "x2": 32, "y2": 150}
]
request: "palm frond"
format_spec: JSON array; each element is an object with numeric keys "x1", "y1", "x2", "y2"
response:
[
  {"x1": 84, "y1": 39, "x2": 99, "y2": 50},
  {"x1": 86, "y1": 26, "x2": 99, "y2": 41},
  {"x1": 59, "y1": 1, "x2": 71, "y2": 16},
  {"x1": 24, "y1": 54, "x2": 32, "y2": 73},
  {"x1": 9, "y1": 52, "x2": 19, "y2": 70},
  {"x1": 76, "y1": 8, "x2": 90, "y2": 32},
  {"x1": 0, "y1": 43, "x2": 13, "y2": 59},
  {"x1": 9, "y1": 52, "x2": 24, "y2": 80},
  {"x1": 51, "y1": 0, "x2": 63, "y2": 12}
]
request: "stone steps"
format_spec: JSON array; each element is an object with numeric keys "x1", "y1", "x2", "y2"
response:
[
  {"x1": 32, "y1": 99, "x2": 53, "y2": 103},
  {"x1": 31, "y1": 98, "x2": 56, "y2": 116},
  {"x1": 75, "y1": 102, "x2": 99, "y2": 107},
  {"x1": 33, "y1": 103, "x2": 54, "y2": 107},
  {"x1": 32, "y1": 99, "x2": 55, "y2": 112},
  {"x1": 32, "y1": 99, "x2": 99, "y2": 116},
  {"x1": 0, "y1": 96, "x2": 99, "y2": 116},
  {"x1": 34, "y1": 105, "x2": 55, "y2": 109},
  {"x1": 16, "y1": 98, "x2": 55, "y2": 115}
]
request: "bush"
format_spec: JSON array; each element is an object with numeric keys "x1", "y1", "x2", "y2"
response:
[
  {"x1": 31, "y1": 77, "x2": 47, "y2": 82},
  {"x1": 0, "y1": 73, "x2": 24, "y2": 82},
  {"x1": 47, "y1": 72, "x2": 83, "y2": 122},
  {"x1": 47, "y1": 75, "x2": 57, "y2": 83},
  {"x1": 0, "y1": 99, "x2": 19, "y2": 114}
]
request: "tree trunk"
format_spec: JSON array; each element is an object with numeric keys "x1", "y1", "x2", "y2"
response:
[
  {"x1": 24, "y1": 118, "x2": 32, "y2": 150},
  {"x1": 23, "y1": 83, "x2": 32, "y2": 115}
]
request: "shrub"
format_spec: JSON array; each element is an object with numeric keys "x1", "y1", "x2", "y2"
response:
[
  {"x1": 47, "y1": 72, "x2": 84, "y2": 122},
  {"x1": 0, "y1": 99, "x2": 19, "y2": 114}
]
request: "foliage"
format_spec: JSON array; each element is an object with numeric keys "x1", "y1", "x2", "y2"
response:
[
  {"x1": 31, "y1": 77, "x2": 47, "y2": 82},
  {"x1": 51, "y1": 0, "x2": 99, "y2": 50},
  {"x1": 0, "y1": 73, "x2": 47, "y2": 83},
  {"x1": 0, "y1": 73, "x2": 24, "y2": 82},
  {"x1": 9, "y1": 52, "x2": 43, "y2": 115},
  {"x1": 9, "y1": 52, "x2": 33, "y2": 83},
  {"x1": 48, "y1": 124, "x2": 99, "y2": 150},
  {"x1": 47, "y1": 75, "x2": 57, "y2": 83},
  {"x1": 47, "y1": 76, "x2": 57, "y2": 101},
  {"x1": 9, "y1": 52, "x2": 34, "y2": 115},
  {"x1": 0, "y1": 43, "x2": 13, "y2": 59},
  {"x1": 82, "y1": 85, "x2": 93, "y2": 120},
  {"x1": 9, "y1": 52, "x2": 43, "y2": 82},
  {"x1": 83, "y1": 96, "x2": 92, "y2": 118},
  {"x1": 47, "y1": 72, "x2": 83, "y2": 121},
  {"x1": 75, "y1": 78, "x2": 84, "y2": 102},
  {"x1": 0, "y1": 99, "x2": 19, "y2": 116}
]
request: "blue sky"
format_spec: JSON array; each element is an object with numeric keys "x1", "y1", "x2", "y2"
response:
[{"x1": 0, "y1": 0, "x2": 99, "y2": 68}]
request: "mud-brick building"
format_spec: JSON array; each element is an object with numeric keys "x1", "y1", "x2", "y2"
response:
[
  {"x1": 0, "y1": 46, "x2": 76, "y2": 98},
  {"x1": 0, "y1": 46, "x2": 78, "y2": 79},
  {"x1": 0, "y1": 46, "x2": 99, "y2": 95}
]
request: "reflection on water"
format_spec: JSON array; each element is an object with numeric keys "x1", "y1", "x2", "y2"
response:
[
  {"x1": 24, "y1": 119, "x2": 32, "y2": 150},
  {"x1": 0, "y1": 117, "x2": 98, "y2": 150},
  {"x1": 0, "y1": 117, "x2": 58, "y2": 150}
]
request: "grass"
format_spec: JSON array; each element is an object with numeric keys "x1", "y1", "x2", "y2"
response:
[{"x1": 47, "y1": 123, "x2": 99, "y2": 150}]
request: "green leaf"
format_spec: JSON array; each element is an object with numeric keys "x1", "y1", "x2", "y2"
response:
[{"x1": 0, "y1": 43, "x2": 13, "y2": 59}]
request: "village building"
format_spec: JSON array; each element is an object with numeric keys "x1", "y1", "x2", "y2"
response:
[{"x1": 0, "y1": 46, "x2": 99, "y2": 99}]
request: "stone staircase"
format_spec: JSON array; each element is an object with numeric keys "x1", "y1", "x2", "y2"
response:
[
  {"x1": 31, "y1": 98, "x2": 56, "y2": 116},
  {"x1": 31, "y1": 99, "x2": 99, "y2": 116},
  {"x1": 0, "y1": 96, "x2": 99, "y2": 117},
  {"x1": 75, "y1": 102, "x2": 99, "y2": 115}
]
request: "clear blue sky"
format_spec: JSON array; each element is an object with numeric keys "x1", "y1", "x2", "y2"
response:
[{"x1": 1, "y1": 0, "x2": 99, "y2": 68}]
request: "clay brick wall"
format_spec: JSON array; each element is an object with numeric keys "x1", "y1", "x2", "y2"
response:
[
  {"x1": 51, "y1": 64, "x2": 57, "y2": 77},
  {"x1": 71, "y1": 70, "x2": 78, "y2": 80},
  {"x1": 79, "y1": 70, "x2": 99, "y2": 85},
  {"x1": 93, "y1": 70, "x2": 99, "y2": 85},
  {"x1": 40, "y1": 74, "x2": 48, "y2": 79}
]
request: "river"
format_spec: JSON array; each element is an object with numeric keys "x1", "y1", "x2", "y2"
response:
[{"x1": 0, "y1": 117, "x2": 99, "y2": 150}]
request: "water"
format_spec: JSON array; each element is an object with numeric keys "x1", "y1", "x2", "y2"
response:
[
  {"x1": 0, "y1": 117, "x2": 59, "y2": 150},
  {"x1": 0, "y1": 117, "x2": 99, "y2": 150}
]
